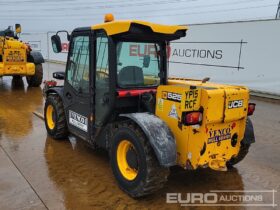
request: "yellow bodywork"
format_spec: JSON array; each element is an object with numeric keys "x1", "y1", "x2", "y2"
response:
[
  {"x1": 92, "y1": 20, "x2": 188, "y2": 36},
  {"x1": 156, "y1": 78, "x2": 249, "y2": 171},
  {"x1": 0, "y1": 36, "x2": 35, "y2": 76}
]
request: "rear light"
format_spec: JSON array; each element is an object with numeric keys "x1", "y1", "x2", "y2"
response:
[
  {"x1": 184, "y1": 111, "x2": 203, "y2": 125},
  {"x1": 44, "y1": 80, "x2": 57, "y2": 87},
  {"x1": 247, "y1": 103, "x2": 256, "y2": 116}
]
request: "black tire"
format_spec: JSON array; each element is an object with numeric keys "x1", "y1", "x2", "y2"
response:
[
  {"x1": 26, "y1": 63, "x2": 43, "y2": 87},
  {"x1": 227, "y1": 143, "x2": 250, "y2": 168},
  {"x1": 44, "y1": 95, "x2": 68, "y2": 139},
  {"x1": 110, "y1": 121, "x2": 169, "y2": 197},
  {"x1": 11, "y1": 76, "x2": 24, "y2": 89},
  {"x1": 12, "y1": 75, "x2": 21, "y2": 80}
]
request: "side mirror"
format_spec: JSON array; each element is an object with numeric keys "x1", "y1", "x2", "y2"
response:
[
  {"x1": 143, "y1": 55, "x2": 150, "y2": 68},
  {"x1": 51, "y1": 35, "x2": 62, "y2": 53},
  {"x1": 57, "y1": 30, "x2": 71, "y2": 41},
  {"x1": 53, "y1": 71, "x2": 65, "y2": 80},
  {"x1": 15, "y1": 24, "x2": 21, "y2": 34}
]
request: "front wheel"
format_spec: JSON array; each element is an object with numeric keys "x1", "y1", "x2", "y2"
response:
[
  {"x1": 26, "y1": 63, "x2": 43, "y2": 87},
  {"x1": 44, "y1": 95, "x2": 68, "y2": 139},
  {"x1": 110, "y1": 121, "x2": 169, "y2": 197}
]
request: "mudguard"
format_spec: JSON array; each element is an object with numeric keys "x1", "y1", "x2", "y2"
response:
[
  {"x1": 120, "y1": 113, "x2": 177, "y2": 167},
  {"x1": 45, "y1": 87, "x2": 64, "y2": 99},
  {"x1": 242, "y1": 118, "x2": 255, "y2": 145},
  {"x1": 28, "y1": 51, "x2": 45, "y2": 64}
]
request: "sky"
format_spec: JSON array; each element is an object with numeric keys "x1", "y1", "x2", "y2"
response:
[{"x1": 0, "y1": 0, "x2": 279, "y2": 32}]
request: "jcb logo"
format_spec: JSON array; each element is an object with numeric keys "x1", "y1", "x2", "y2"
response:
[{"x1": 228, "y1": 100, "x2": 243, "y2": 109}]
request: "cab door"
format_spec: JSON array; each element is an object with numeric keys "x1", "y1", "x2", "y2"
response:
[
  {"x1": 94, "y1": 31, "x2": 111, "y2": 127},
  {"x1": 63, "y1": 31, "x2": 93, "y2": 142}
]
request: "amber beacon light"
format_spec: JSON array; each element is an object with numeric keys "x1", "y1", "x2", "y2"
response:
[{"x1": 104, "y1": 13, "x2": 114, "y2": 22}]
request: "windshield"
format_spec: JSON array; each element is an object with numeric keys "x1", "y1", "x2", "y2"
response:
[{"x1": 117, "y1": 42, "x2": 161, "y2": 88}]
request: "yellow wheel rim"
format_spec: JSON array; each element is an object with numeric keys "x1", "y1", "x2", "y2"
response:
[
  {"x1": 46, "y1": 105, "x2": 55, "y2": 130},
  {"x1": 117, "y1": 140, "x2": 138, "y2": 181}
]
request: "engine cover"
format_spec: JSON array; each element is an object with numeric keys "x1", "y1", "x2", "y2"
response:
[{"x1": 155, "y1": 80, "x2": 249, "y2": 171}]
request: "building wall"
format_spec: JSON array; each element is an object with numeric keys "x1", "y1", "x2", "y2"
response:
[
  {"x1": 20, "y1": 19, "x2": 280, "y2": 95},
  {"x1": 170, "y1": 19, "x2": 280, "y2": 95}
]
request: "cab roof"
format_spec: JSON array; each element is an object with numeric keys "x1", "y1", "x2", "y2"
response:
[{"x1": 91, "y1": 20, "x2": 188, "y2": 36}]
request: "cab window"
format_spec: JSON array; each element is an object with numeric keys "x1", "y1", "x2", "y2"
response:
[
  {"x1": 95, "y1": 31, "x2": 109, "y2": 127},
  {"x1": 96, "y1": 33, "x2": 109, "y2": 82},
  {"x1": 66, "y1": 35, "x2": 90, "y2": 94},
  {"x1": 117, "y1": 42, "x2": 161, "y2": 88}
]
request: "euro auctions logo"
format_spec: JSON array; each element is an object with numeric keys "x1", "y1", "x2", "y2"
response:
[
  {"x1": 166, "y1": 190, "x2": 277, "y2": 207},
  {"x1": 129, "y1": 44, "x2": 172, "y2": 58},
  {"x1": 167, "y1": 192, "x2": 218, "y2": 206}
]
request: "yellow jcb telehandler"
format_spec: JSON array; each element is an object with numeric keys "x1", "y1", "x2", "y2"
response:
[
  {"x1": 44, "y1": 14, "x2": 255, "y2": 197},
  {"x1": 0, "y1": 24, "x2": 44, "y2": 86}
]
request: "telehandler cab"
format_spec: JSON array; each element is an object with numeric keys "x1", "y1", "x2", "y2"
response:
[
  {"x1": 44, "y1": 14, "x2": 255, "y2": 197},
  {"x1": 0, "y1": 24, "x2": 44, "y2": 86}
]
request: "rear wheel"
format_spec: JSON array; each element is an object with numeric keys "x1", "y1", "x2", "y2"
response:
[
  {"x1": 26, "y1": 63, "x2": 43, "y2": 87},
  {"x1": 227, "y1": 143, "x2": 250, "y2": 167},
  {"x1": 44, "y1": 95, "x2": 68, "y2": 139},
  {"x1": 12, "y1": 75, "x2": 21, "y2": 80},
  {"x1": 11, "y1": 76, "x2": 24, "y2": 88},
  {"x1": 110, "y1": 121, "x2": 169, "y2": 197}
]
